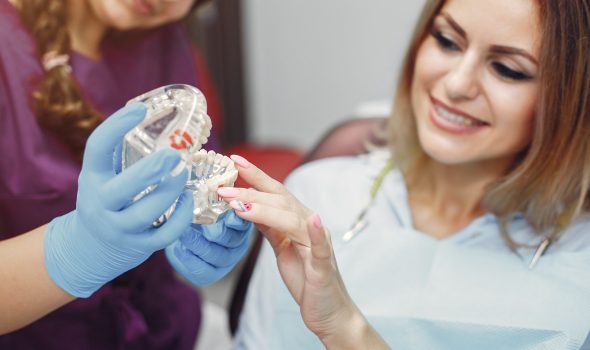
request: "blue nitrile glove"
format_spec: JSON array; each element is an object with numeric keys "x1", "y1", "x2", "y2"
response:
[
  {"x1": 45, "y1": 103, "x2": 194, "y2": 298},
  {"x1": 165, "y1": 210, "x2": 254, "y2": 285}
]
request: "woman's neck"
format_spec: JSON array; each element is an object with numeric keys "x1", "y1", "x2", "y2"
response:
[
  {"x1": 406, "y1": 157, "x2": 511, "y2": 239},
  {"x1": 67, "y1": 0, "x2": 107, "y2": 59}
]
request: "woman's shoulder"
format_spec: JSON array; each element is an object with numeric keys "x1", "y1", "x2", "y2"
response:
[{"x1": 556, "y1": 212, "x2": 590, "y2": 252}]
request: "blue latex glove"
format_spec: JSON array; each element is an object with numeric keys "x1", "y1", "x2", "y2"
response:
[
  {"x1": 165, "y1": 210, "x2": 253, "y2": 285},
  {"x1": 45, "y1": 103, "x2": 194, "y2": 298}
]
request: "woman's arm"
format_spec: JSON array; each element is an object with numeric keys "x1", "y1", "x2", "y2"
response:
[
  {"x1": 218, "y1": 155, "x2": 390, "y2": 350},
  {"x1": 0, "y1": 225, "x2": 75, "y2": 335}
]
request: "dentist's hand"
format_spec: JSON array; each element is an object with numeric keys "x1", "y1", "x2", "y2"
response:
[
  {"x1": 45, "y1": 103, "x2": 193, "y2": 298},
  {"x1": 166, "y1": 210, "x2": 253, "y2": 285}
]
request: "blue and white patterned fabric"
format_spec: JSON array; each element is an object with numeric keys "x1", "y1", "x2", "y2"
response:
[{"x1": 234, "y1": 150, "x2": 590, "y2": 350}]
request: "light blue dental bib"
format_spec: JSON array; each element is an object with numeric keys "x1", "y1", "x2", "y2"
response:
[
  {"x1": 239, "y1": 154, "x2": 590, "y2": 350},
  {"x1": 270, "y1": 224, "x2": 590, "y2": 349}
]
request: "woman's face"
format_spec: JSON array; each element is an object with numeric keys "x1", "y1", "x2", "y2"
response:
[
  {"x1": 87, "y1": 0, "x2": 196, "y2": 30},
  {"x1": 410, "y1": 0, "x2": 540, "y2": 167}
]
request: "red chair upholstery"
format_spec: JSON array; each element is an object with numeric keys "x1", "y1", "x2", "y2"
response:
[
  {"x1": 228, "y1": 116, "x2": 388, "y2": 335},
  {"x1": 223, "y1": 144, "x2": 303, "y2": 187}
]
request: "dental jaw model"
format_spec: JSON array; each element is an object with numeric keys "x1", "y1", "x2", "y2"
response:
[
  {"x1": 121, "y1": 84, "x2": 237, "y2": 224},
  {"x1": 188, "y1": 150, "x2": 238, "y2": 224}
]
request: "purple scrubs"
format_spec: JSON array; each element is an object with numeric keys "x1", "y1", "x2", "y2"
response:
[{"x1": 0, "y1": 1, "x2": 215, "y2": 348}]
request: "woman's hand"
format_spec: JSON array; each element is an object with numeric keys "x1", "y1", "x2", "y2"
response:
[{"x1": 217, "y1": 155, "x2": 389, "y2": 349}]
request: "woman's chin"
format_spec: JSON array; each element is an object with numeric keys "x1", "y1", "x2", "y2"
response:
[{"x1": 420, "y1": 142, "x2": 476, "y2": 166}]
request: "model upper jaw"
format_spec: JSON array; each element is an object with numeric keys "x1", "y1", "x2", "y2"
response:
[{"x1": 123, "y1": 84, "x2": 238, "y2": 224}]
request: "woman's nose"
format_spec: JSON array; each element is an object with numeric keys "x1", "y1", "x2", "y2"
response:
[{"x1": 443, "y1": 51, "x2": 481, "y2": 101}]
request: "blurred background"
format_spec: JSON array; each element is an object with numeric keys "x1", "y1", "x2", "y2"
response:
[
  {"x1": 186, "y1": 1, "x2": 426, "y2": 348},
  {"x1": 189, "y1": 0, "x2": 425, "y2": 150}
]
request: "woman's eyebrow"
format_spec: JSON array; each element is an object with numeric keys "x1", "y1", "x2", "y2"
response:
[
  {"x1": 490, "y1": 45, "x2": 538, "y2": 65},
  {"x1": 440, "y1": 12, "x2": 466, "y2": 39},
  {"x1": 440, "y1": 12, "x2": 538, "y2": 65}
]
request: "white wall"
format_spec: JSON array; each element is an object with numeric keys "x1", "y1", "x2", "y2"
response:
[{"x1": 242, "y1": 1, "x2": 426, "y2": 150}]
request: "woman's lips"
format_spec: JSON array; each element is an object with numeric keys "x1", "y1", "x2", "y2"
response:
[
  {"x1": 429, "y1": 96, "x2": 489, "y2": 134},
  {"x1": 133, "y1": 0, "x2": 155, "y2": 15}
]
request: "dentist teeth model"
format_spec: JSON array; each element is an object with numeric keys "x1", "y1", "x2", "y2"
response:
[
  {"x1": 121, "y1": 84, "x2": 237, "y2": 224},
  {"x1": 188, "y1": 149, "x2": 238, "y2": 224}
]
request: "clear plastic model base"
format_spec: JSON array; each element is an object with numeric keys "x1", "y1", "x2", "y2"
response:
[
  {"x1": 120, "y1": 84, "x2": 237, "y2": 225},
  {"x1": 122, "y1": 84, "x2": 212, "y2": 171}
]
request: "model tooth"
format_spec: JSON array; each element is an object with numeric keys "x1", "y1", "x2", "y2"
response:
[
  {"x1": 220, "y1": 156, "x2": 230, "y2": 167},
  {"x1": 226, "y1": 171, "x2": 238, "y2": 185},
  {"x1": 200, "y1": 136, "x2": 208, "y2": 144},
  {"x1": 206, "y1": 150, "x2": 215, "y2": 162},
  {"x1": 192, "y1": 151, "x2": 204, "y2": 162},
  {"x1": 216, "y1": 173, "x2": 229, "y2": 186},
  {"x1": 195, "y1": 163, "x2": 205, "y2": 177},
  {"x1": 206, "y1": 179, "x2": 221, "y2": 192},
  {"x1": 223, "y1": 169, "x2": 237, "y2": 184}
]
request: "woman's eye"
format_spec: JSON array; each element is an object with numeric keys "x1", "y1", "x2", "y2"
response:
[
  {"x1": 431, "y1": 30, "x2": 460, "y2": 52},
  {"x1": 492, "y1": 62, "x2": 532, "y2": 81}
]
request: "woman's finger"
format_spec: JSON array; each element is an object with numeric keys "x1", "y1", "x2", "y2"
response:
[
  {"x1": 230, "y1": 154, "x2": 287, "y2": 195},
  {"x1": 217, "y1": 186, "x2": 294, "y2": 211},
  {"x1": 307, "y1": 213, "x2": 334, "y2": 274},
  {"x1": 230, "y1": 200, "x2": 311, "y2": 247}
]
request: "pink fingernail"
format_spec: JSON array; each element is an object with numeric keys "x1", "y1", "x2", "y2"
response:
[
  {"x1": 217, "y1": 187, "x2": 240, "y2": 197},
  {"x1": 312, "y1": 214, "x2": 323, "y2": 229},
  {"x1": 230, "y1": 154, "x2": 252, "y2": 168},
  {"x1": 230, "y1": 199, "x2": 252, "y2": 212}
]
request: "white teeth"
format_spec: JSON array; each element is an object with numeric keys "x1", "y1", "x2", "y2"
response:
[{"x1": 435, "y1": 105, "x2": 484, "y2": 126}]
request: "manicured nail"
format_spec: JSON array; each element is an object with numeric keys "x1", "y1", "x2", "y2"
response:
[
  {"x1": 230, "y1": 154, "x2": 252, "y2": 168},
  {"x1": 217, "y1": 187, "x2": 240, "y2": 197},
  {"x1": 312, "y1": 214, "x2": 323, "y2": 229},
  {"x1": 230, "y1": 199, "x2": 252, "y2": 212}
]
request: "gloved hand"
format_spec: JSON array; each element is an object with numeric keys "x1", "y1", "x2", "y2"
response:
[
  {"x1": 45, "y1": 103, "x2": 194, "y2": 298},
  {"x1": 165, "y1": 210, "x2": 253, "y2": 285}
]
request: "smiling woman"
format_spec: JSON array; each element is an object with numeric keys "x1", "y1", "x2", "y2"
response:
[
  {"x1": 0, "y1": 0, "x2": 223, "y2": 348},
  {"x1": 231, "y1": 0, "x2": 590, "y2": 348}
]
